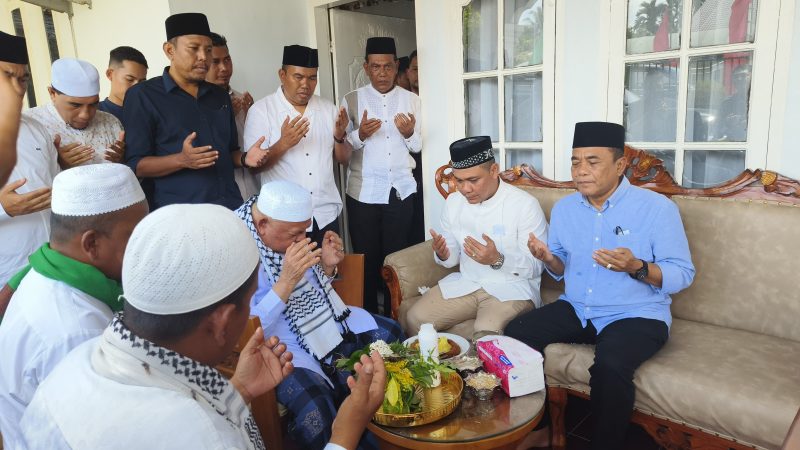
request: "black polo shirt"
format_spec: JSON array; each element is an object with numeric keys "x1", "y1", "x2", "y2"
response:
[
  {"x1": 123, "y1": 67, "x2": 243, "y2": 210},
  {"x1": 98, "y1": 98, "x2": 123, "y2": 121}
]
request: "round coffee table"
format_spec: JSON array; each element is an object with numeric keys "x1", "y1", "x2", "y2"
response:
[{"x1": 366, "y1": 389, "x2": 545, "y2": 450}]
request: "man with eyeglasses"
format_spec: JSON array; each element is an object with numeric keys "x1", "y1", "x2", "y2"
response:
[{"x1": 340, "y1": 37, "x2": 422, "y2": 316}]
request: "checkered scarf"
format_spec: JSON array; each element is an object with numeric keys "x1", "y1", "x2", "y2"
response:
[
  {"x1": 235, "y1": 197, "x2": 351, "y2": 361},
  {"x1": 96, "y1": 316, "x2": 265, "y2": 449}
]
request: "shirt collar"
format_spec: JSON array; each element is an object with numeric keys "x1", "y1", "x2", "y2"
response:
[
  {"x1": 162, "y1": 66, "x2": 213, "y2": 98},
  {"x1": 367, "y1": 83, "x2": 398, "y2": 99},
  {"x1": 580, "y1": 176, "x2": 631, "y2": 211}
]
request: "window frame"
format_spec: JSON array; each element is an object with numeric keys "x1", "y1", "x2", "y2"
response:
[
  {"x1": 457, "y1": 0, "x2": 557, "y2": 177},
  {"x1": 607, "y1": 0, "x2": 782, "y2": 186}
]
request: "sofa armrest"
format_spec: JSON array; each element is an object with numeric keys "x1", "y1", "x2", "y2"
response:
[{"x1": 382, "y1": 240, "x2": 458, "y2": 320}]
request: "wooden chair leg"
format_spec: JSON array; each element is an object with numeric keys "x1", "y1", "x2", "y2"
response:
[{"x1": 547, "y1": 386, "x2": 568, "y2": 450}]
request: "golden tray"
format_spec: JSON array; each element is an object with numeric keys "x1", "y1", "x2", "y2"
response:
[{"x1": 372, "y1": 372, "x2": 463, "y2": 427}]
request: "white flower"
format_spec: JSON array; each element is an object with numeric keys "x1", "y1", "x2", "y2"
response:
[
  {"x1": 369, "y1": 340, "x2": 394, "y2": 357},
  {"x1": 418, "y1": 286, "x2": 430, "y2": 295}
]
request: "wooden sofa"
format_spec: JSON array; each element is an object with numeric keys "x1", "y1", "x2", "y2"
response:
[{"x1": 382, "y1": 147, "x2": 800, "y2": 450}]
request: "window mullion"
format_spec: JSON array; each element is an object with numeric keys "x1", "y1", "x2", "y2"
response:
[{"x1": 496, "y1": 0, "x2": 506, "y2": 168}]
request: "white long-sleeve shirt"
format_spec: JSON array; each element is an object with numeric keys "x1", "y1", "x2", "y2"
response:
[
  {"x1": 24, "y1": 104, "x2": 122, "y2": 165},
  {"x1": 341, "y1": 85, "x2": 422, "y2": 204},
  {"x1": 0, "y1": 116, "x2": 59, "y2": 285},
  {"x1": 0, "y1": 270, "x2": 112, "y2": 449},
  {"x1": 435, "y1": 181, "x2": 549, "y2": 305},
  {"x1": 244, "y1": 88, "x2": 343, "y2": 229},
  {"x1": 231, "y1": 87, "x2": 260, "y2": 199}
]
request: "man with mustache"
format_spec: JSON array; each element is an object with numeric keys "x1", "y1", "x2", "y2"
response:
[
  {"x1": 243, "y1": 45, "x2": 350, "y2": 246},
  {"x1": 401, "y1": 137, "x2": 548, "y2": 342},
  {"x1": 122, "y1": 13, "x2": 268, "y2": 210},
  {"x1": 340, "y1": 37, "x2": 422, "y2": 315},
  {"x1": 24, "y1": 58, "x2": 125, "y2": 168}
]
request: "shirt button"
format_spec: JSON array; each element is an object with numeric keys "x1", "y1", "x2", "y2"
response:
[
  {"x1": 592, "y1": 263, "x2": 597, "y2": 268},
  {"x1": 595, "y1": 237, "x2": 599, "y2": 241},
  {"x1": 309, "y1": 172, "x2": 312, "y2": 175},
  {"x1": 587, "y1": 288, "x2": 593, "y2": 293},
  {"x1": 306, "y1": 153, "x2": 309, "y2": 156},
  {"x1": 586, "y1": 306, "x2": 592, "y2": 312},
  {"x1": 597, "y1": 212, "x2": 602, "y2": 216},
  {"x1": 388, "y1": 152, "x2": 391, "y2": 155}
]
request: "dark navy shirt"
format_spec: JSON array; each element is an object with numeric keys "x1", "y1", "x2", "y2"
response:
[
  {"x1": 123, "y1": 67, "x2": 242, "y2": 210},
  {"x1": 98, "y1": 98, "x2": 123, "y2": 121}
]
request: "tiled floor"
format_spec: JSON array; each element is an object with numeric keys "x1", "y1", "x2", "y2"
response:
[{"x1": 559, "y1": 396, "x2": 663, "y2": 450}]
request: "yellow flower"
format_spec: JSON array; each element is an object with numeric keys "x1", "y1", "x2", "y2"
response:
[
  {"x1": 384, "y1": 360, "x2": 408, "y2": 374},
  {"x1": 394, "y1": 368, "x2": 415, "y2": 390}
]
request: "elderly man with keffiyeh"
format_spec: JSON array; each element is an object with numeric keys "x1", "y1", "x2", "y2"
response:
[{"x1": 235, "y1": 180, "x2": 404, "y2": 450}]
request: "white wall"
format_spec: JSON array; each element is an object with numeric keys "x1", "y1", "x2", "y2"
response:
[
  {"x1": 169, "y1": 0, "x2": 311, "y2": 101},
  {"x1": 70, "y1": 0, "x2": 171, "y2": 99},
  {"x1": 555, "y1": 0, "x2": 610, "y2": 180},
  {"x1": 778, "y1": 2, "x2": 800, "y2": 180}
]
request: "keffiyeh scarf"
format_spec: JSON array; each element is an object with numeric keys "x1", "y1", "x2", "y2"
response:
[
  {"x1": 236, "y1": 197, "x2": 351, "y2": 361},
  {"x1": 93, "y1": 316, "x2": 265, "y2": 450}
]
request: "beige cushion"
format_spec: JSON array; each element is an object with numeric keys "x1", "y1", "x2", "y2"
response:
[
  {"x1": 544, "y1": 318, "x2": 800, "y2": 449},
  {"x1": 517, "y1": 186, "x2": 574, "y2": 223},
  {"x1": 671, "y1": 197, "x2": 800, "y2": 342},
  {"x1": 384, "y1": 241, "x2": 458, "y2": 302}
]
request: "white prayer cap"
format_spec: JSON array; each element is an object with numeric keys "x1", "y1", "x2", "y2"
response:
[
  {"x1": 51, "y1": 163, "x2": 145, "y2": 216},
  {"x1": 122, "y1": 204, "x2": 259, "y2": 315},
  {"x1": 51, "y1": 58, "x2": 99, "y2": 97},
  {"x1": 256, "y1": 180, "x2": 312, "y2": 222}
]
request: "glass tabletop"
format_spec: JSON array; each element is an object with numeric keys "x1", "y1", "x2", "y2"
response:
[{"x1": 370, "y1": 388, "x2": 546, "y2": 443}]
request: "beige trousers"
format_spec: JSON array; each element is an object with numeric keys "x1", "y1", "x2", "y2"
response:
[{"x1": 401, "y1": 285, "x2": 534, "y2": 340}]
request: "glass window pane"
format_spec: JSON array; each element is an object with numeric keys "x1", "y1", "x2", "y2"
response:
[
  {"x1": 505, "y1": 148, "x2": 543, "y2": 173},
  {"x1": 644, "y1": 149, "x2": 676, "y2": 176},
  {"x1": 504, "y1": 0, "x2": 544, "y2": 68},
  {"x1": 685, "y1": 52, "x2": 752, "y2": 142},
  {"x1": 465, "y1": 78, "x2": 499, "y2": 141},
  {"x1": 463, "y1": 0, "x2": 498, "y2": 72},
  {"x1": 626, "y1": 0, "x2": 682, "y2": 54},
  {"x1": 624, "y1": 59, "x2": 679, "y2": 142},
  {"x1": 504, "y1": 72, "x2": 542, "y2": 142},
  {"x1": 691, "y1": 0, "x2": 757, "y2": 47},
  {"x1": 682, "y1": 149, "x2": 745, "y2": 187}
]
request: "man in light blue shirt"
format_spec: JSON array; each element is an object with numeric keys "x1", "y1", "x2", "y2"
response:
[{"x1": 505, "y1": 121, "x2": 695, "y2": 450}]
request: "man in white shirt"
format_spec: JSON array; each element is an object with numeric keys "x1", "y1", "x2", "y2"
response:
[
  {"x1": 0, "y1": 32, "x2": 58, "y2": 287},
  {"x1": 244, "y1": 45, "x2": 350, "y2": 246},
  {"x1": 340, "y1": 37, "x2": 422, "y2": 315},
  {"x1": 400, "y1": 136, "x2": 548, "y2": 341},
  {"x1": 20, "y1": 202, "x2": 386, "y2": 450},
  {"x1": 24, "y1": 58, "x2": 125, "y2": 168},
  {"x1": 207, "y1": 32, "x2": 260, "y2": 200},
  {"x1": 0, "y1": 163, "x2": 147, "y2": 449},
  {"x1": 235, "y1": 180, "x2": 403, "y2": 450}
]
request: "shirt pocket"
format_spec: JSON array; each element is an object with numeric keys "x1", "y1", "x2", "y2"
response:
[{"x1": 615, "y1": 232, "x2": 653, "y2": 261}]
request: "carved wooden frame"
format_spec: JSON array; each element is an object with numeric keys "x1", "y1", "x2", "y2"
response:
[
  {"x1": 435, "y1": 145, "x2": 800, "y2": 204},
  {"x1": 382, "y1": 146, "x2": 800, "y2": 449}
]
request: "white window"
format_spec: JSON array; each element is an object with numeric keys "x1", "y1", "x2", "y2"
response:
[
  {"x1": 460, "y1": 0, "x2": 555, "y2": 175},
  {"x1": 608, "y1": 0, "x2": 781, "y2": 188}
]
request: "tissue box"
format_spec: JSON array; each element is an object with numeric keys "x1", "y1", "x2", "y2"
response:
[{"x1": 476, "y1": 335, "x2": 544, "y2": 397}]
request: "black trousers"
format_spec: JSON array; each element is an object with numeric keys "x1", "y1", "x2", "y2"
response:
[
  {"x1": 505, "y1": 300, "x2": 668, "y2": 450},
  {"x1": 308, "y1": 217, "x2": 340, "y2": 249},
  {"x1": 346, "y1": 190, "x2": 414, "y2": 315}
]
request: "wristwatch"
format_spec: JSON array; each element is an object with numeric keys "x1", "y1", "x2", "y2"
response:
[
  {"x1": 629, "y1": 259, "x2": 649, "y2": 280},
  {"x1": 490, "y1": 253, "x2": 505, "y2": 270},
  {"x1": 240, "y1": 152, "x2": 249, "y2": 168}
]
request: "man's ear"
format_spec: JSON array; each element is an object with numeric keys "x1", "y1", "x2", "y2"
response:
[
  {"x1": 47, "y1": 86, "x2": 57, "y2": 102},
  {"x1": 80, "y1": 229, "x2": 100, "y2": 261},
  {"x1": 255, "y1": 216, "x2": 269, "y2": 236},
  {"x1": 105, "y1": 67, "x2": 114, "y2": 82},
  {"x1": 615, "y1": 154, "x2": 627, "y2": 176},
  {"x1": 207, "y1": 303, "x2": 238, "y2": 348},
  {"x1": 163, "y1": 41, "x2": 174, "y2": 60}
]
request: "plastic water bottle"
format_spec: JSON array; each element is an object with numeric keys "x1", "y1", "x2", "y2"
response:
[{"x1": 418, "y1": 323, "x2": 441, "y2": 387}]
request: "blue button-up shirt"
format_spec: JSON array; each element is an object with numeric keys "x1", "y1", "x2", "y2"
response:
[
  {"x1": 123, "y1": 67, "x2": 242, "y2": 210},
  {"x1": 98, "y1": 98, "x2": 123, "y2": 121},
  {"x1": 548, "y1": 177, "x2": 695, "y2": 333}
]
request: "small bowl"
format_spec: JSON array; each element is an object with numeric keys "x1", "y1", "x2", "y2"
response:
[{"x1": 465, "y1": 372, "x2": 501, "y2": 401}]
